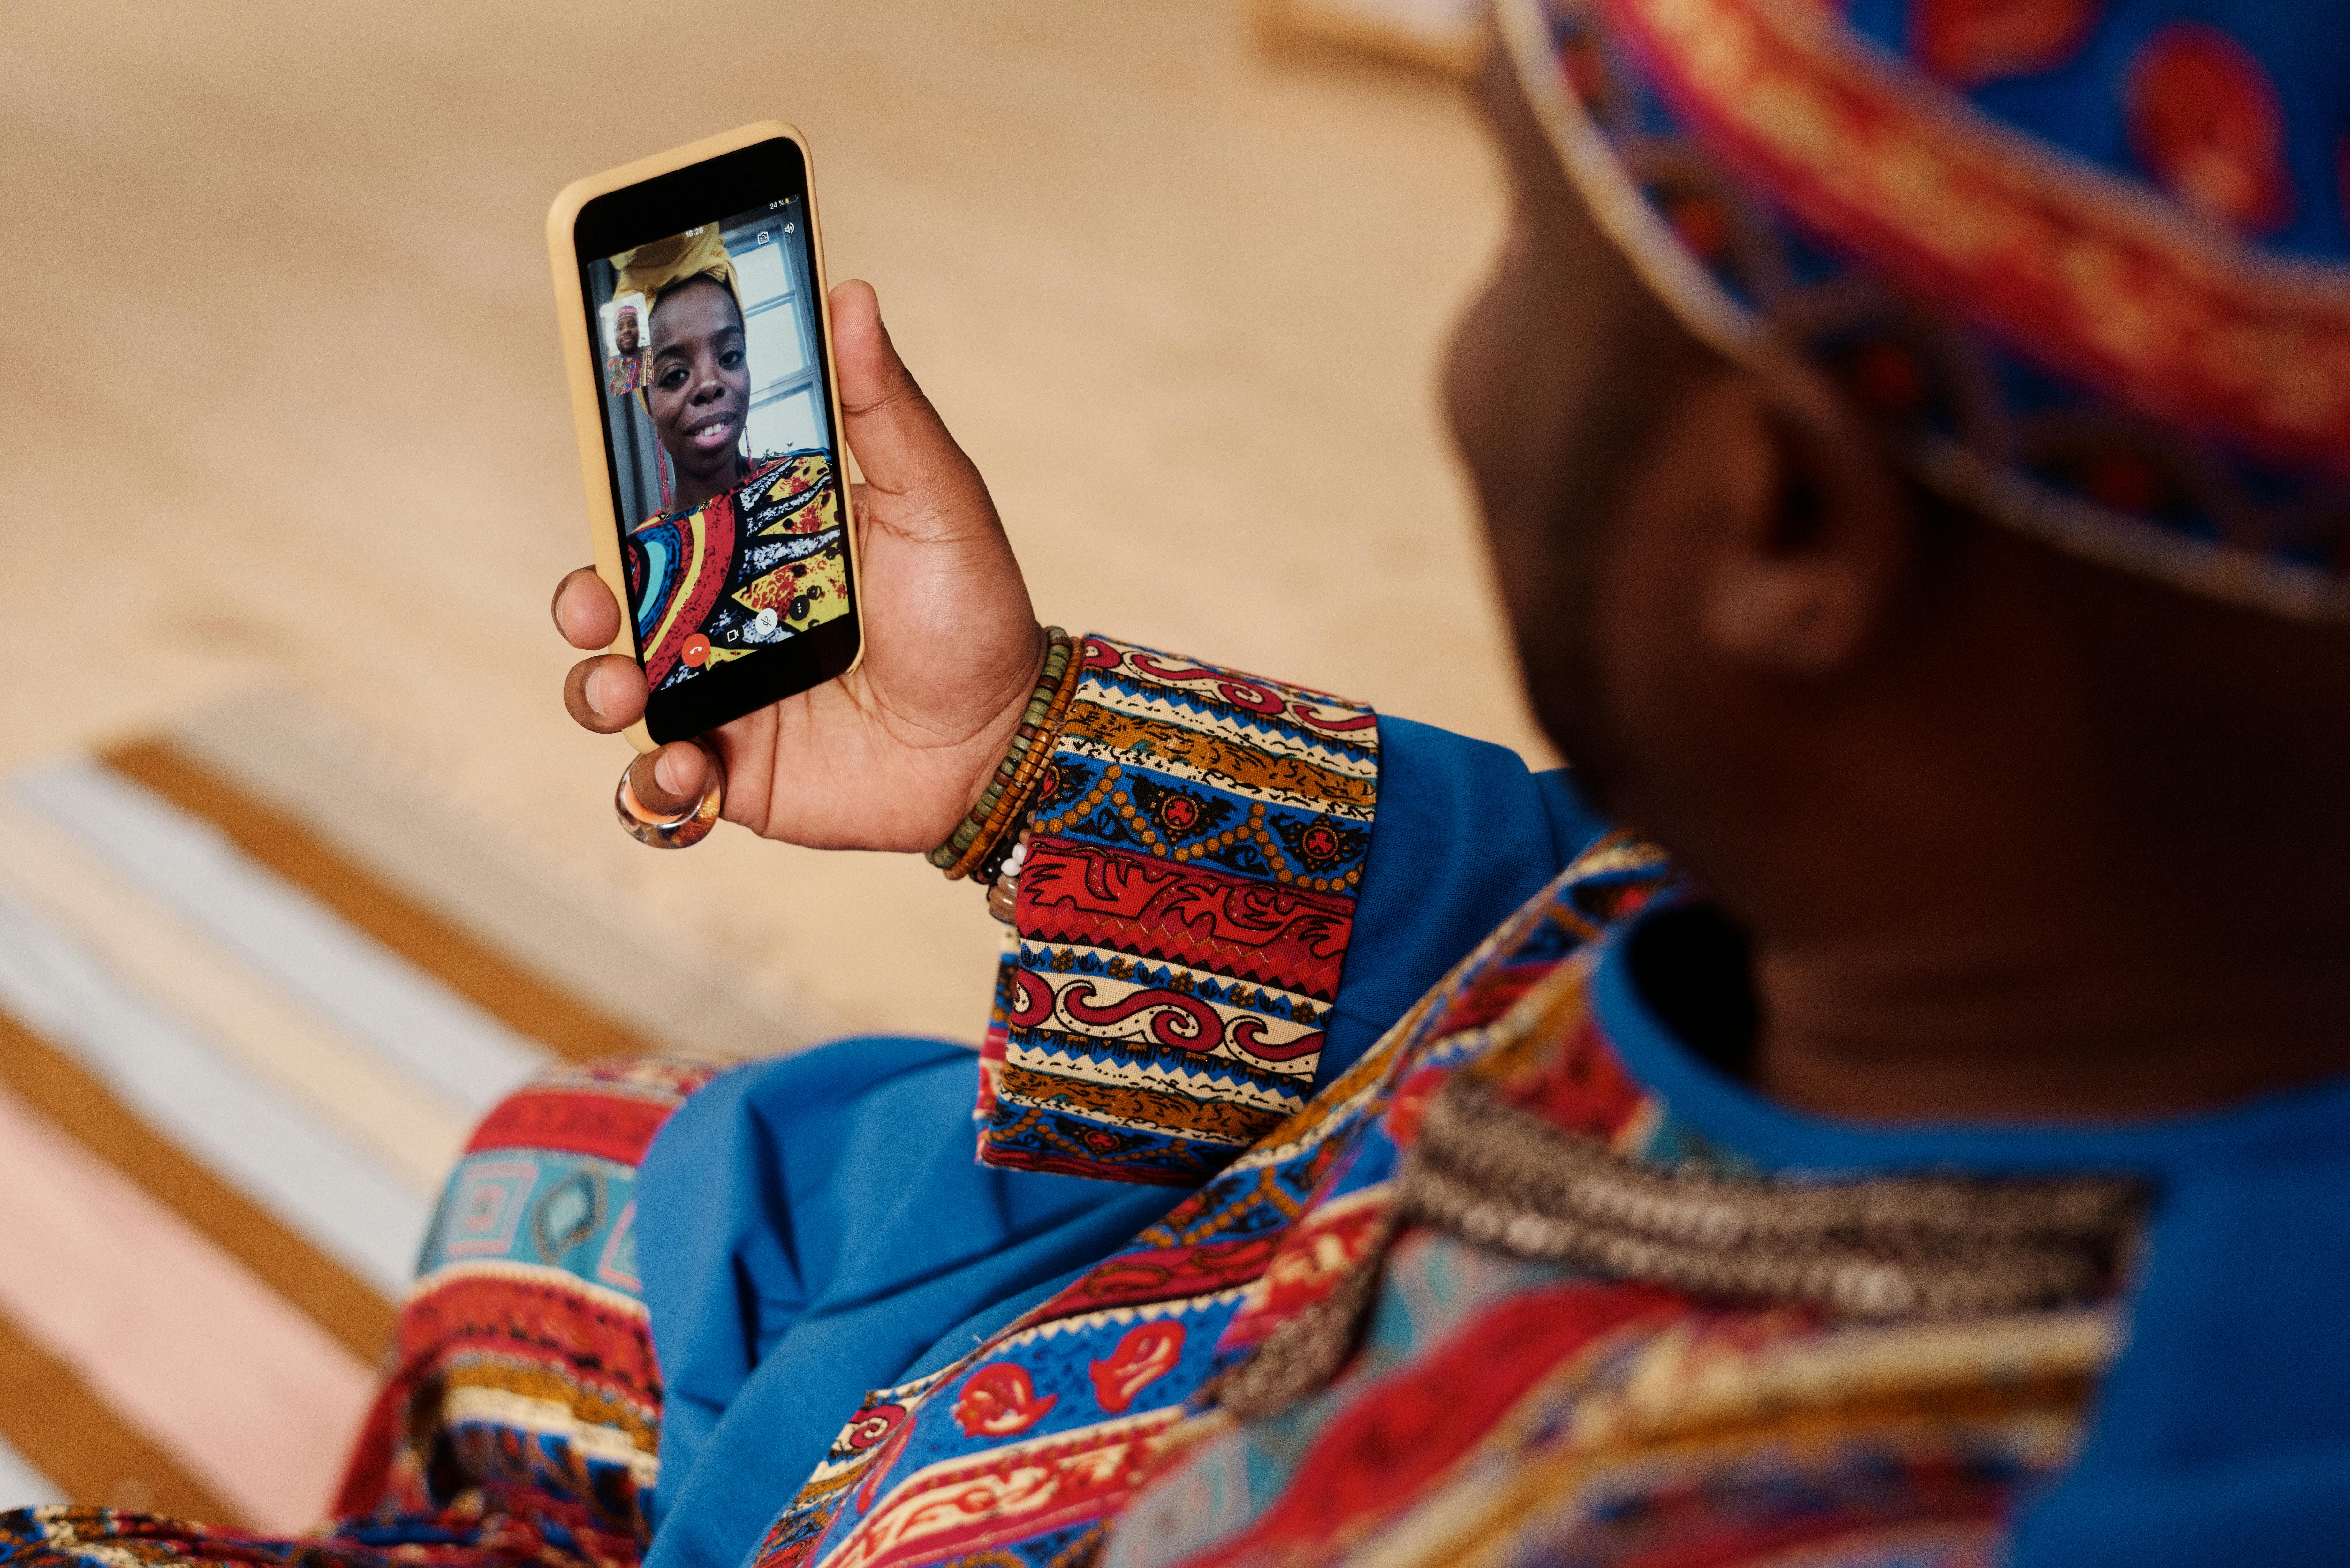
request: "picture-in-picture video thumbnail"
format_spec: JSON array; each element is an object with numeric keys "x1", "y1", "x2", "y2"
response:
[{"x1": 588, "y1": 199, "x2": 848, "y2": 692}]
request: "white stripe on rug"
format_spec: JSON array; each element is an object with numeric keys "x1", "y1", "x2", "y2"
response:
[
  {"x1": 0, "y1": 1435, "x2": 61, "y2": 1512},
  {"x1": 15, "y1": 759, "x2": 545, "y2": 1114},
  {"x1": 175, "y1": 691, "x2": 827, "y2": 1058},
  {"x1": 0, "y1": 802, "x2": 467, "y2": 1193},
  {"x1": 0, "y1": 887, "x2": 428, "y2": 1296},
  {"x1": 0, "y1": 1080, "x2": 372, "y2": 1530}
]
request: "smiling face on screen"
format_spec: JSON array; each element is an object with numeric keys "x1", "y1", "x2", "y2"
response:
[{"x1": 647, "y1": 276, "x2": 751, "y2": 512}]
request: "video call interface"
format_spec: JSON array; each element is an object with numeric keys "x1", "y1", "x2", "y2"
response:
[{"x1": 587, "y1": 196, "x2": 851, "y2": 692}]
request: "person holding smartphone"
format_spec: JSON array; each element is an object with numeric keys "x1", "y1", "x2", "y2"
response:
[{"x1": 20, "y1": 3, "x2": 2350, "y2": 1567}]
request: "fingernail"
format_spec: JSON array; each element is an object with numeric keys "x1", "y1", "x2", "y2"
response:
[
  {"x1": 583, "y1": 668, "x2": 608, "y2": 720},
  {"x1": 654, "y1": 750, "x2": 686, "y2": 796}
]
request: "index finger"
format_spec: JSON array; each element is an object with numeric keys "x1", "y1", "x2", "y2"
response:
[{"x1": 552, "y1": 566, "x2": 623, "y2": 651}]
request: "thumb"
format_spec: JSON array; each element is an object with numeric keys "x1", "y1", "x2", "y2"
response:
[{"x1": 828, "y1": 279, "x2": 984, "y2": 518}]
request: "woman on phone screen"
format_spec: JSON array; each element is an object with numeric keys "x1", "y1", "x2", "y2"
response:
[{"x1": 616, "y1": 229, "x2": 848, "y2": 692}]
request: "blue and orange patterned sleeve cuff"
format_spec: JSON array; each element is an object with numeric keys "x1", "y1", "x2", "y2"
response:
[{"x1": 974, "y1": 635, "x2": 1380, "y2": 1186}]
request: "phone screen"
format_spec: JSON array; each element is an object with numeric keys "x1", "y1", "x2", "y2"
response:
[{"x1": 574, "y1": 139, "x2": 857, "y2": 743}]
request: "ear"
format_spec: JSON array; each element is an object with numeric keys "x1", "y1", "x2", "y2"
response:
[{"x1": 1691, "y1": 369, "x2": 1916, "y2": 677}]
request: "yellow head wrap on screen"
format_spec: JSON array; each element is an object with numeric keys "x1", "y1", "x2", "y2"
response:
[
  {"x1": 613, "y1": 222, "x2": 746, "y2": 440},
  {"x1": 613, "y1": 224, "x2": 743, "y2": 316}
]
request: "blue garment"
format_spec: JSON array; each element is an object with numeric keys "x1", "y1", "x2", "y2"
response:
[
  {"x1": 642, "y1": 705, "x2": 2350, "y2": 1564},
  {"x1": 635, "y1": 717, "x2": 1605, "y2": 1568},
  {"x1": 1593, "y1": 910, "x2": 2350, "y2": 1566}
]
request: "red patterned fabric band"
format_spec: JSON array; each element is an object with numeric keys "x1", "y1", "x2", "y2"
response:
[
  {"x1": 974, "y1": 635, "x2": 1380, "y2": 1187},
  {"x1": 335, "y1": 1056, "x2": 717, "y2": 1552}
]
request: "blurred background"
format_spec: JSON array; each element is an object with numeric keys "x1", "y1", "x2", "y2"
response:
[{"x1": 0, "y1": 0, "x2": 1543, "y2": 1522}]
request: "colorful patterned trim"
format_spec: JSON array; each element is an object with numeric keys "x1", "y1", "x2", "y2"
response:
[
  {"x1": 974, "y1": 636, "x2": 1380, "y2": 1187},
  {"x1": 748, "y1": 835, "x2": 1674, "y2": 1568},
  {"x1": 1494, "y1": 0, "x2": 2350, "y2": 626},
  {"x1": 1603, "y1": 0, "x2": 2350, "y2": 468},
  {"x1": 335, "y1": 1055, "x2": 716, "y2": 1541}
]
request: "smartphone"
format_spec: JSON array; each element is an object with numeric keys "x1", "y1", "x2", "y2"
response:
[{"x1": 548, "y1": 123, "x2": 862, "y2": 750}]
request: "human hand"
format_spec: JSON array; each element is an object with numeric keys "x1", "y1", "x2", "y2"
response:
[{"x1": 555, "y1": 279, "x2": 1047, "y2": 852}]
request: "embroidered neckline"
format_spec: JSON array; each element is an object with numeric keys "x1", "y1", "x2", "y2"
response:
[{"x1": 1404, "y1": 1075, "x2": 2146, "y2": 1320}]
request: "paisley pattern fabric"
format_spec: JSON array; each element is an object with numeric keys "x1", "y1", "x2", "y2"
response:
[
  {"x1": 1497, "y1": 0, "x2": 2350, "y2": 622},
  {"x1": 621, "y1": 451, "x2": 849, "y2": 692},
  {"x1": 975, "y1": 636, "x2": 1381, "y2": 1186},
  {"x1": 0, "y1": 1056, "x2": 716, "y2": 1568}
]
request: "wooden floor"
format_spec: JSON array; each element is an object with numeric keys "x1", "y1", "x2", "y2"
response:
[{"x1": 0, "y1": 2, "x2": 1538, "y2": 1048}]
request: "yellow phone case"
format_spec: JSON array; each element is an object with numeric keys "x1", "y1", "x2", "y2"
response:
[{"x1": 547, "y1": 122, "x2": 864, "y2": 754}]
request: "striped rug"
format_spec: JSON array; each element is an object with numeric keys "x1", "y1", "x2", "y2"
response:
[{"x1": 0, "y1": 693, "x2": 812, "y2": 1527}]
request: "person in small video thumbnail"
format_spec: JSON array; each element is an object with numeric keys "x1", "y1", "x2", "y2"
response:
[
  {"x1": 603, "y1": 300, "x2": 645, "y2": 396},
  {"x1": 611, "y1": 225, "x2": 848, "y2": 691}
]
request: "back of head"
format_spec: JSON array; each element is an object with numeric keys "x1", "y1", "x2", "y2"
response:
[
  {"x1": 1463, "y1": 0, "x2": 2350, "y2": 1112},
  {"x1": 1492, "y1": 0, "x2": 2350, "y2": 849}
]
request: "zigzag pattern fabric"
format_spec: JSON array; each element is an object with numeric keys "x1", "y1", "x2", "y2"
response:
[{"x1": 975, "y1": 636, "x2": 1381, "y2": 1186}]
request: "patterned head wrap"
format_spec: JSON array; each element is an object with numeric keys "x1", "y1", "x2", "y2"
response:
[
  {"x1": 612, "y1": 224, "x2": 743, "y2": 321},
  {"x1": 1497, "y1": 0, "x2": 2350, "y2": 621}
]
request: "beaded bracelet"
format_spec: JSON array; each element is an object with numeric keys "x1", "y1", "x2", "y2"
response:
[
  {"x1": 939, "y1": 653, "x2": 1075, "y2": 885},
  {"x1": 948, "y1": 629, "x2": 1079, "y2": 877},
  {"x1": 925, "y1": 627, "x2": 1078, "y2": 874},
  {"x1": 923, "y1": 628, "x2": 1071, "y2": 871},
  {"x1": 949, "y1": 637, "x2": 1084, "y2": 883}
]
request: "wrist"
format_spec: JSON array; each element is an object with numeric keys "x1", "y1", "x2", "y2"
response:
[
  {"x1": 962, "y1": 621, "x2": 1051, "y2": 818},
  {"x1": 927, "y1": 627, "x2": 1082, "y2": 878}
]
